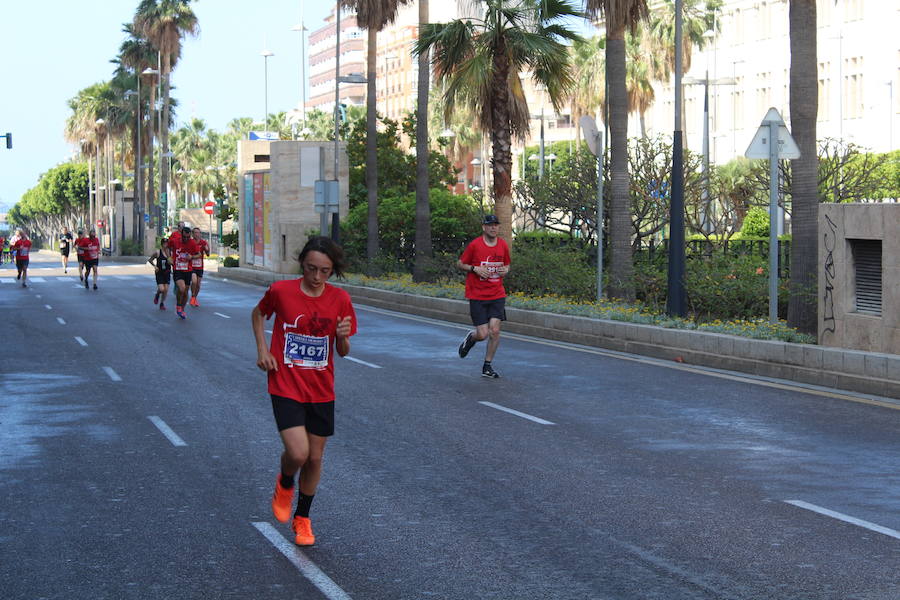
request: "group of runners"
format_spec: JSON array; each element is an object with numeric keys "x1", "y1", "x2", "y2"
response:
[{"x1": 147, "y1": 223, "x2": 210, "y2": 319}]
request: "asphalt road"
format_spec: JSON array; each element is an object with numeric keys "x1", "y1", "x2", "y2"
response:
[{"x1": 2, "y1": 252, "x2": 899, "y2": 600}]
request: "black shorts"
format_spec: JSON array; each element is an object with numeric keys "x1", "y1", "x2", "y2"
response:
[
  {"x1": 271, "y1": 395, "x2": 334, "y2": 436},
  {"x1": 76, "y1": 254, "x2": 84, "y2": 263},
  {"x1": 60, "y1": 248, "x2": 70, "y2": 257},
  {"x1": 83, "y1": 258, "x2": 99, "y2": 269},
  {"x1": 192, "y1": 269, "x2": 204, "y2": 279},
  {"x1": 173, "y1": 271, "x2": 193, "y2": 285},
  {"x1": 15, "y1": 258, "x2": 29, "y2": 268},
  {"x1": 468, "y1": 297, "x2": 507, "y2": 327},
  {"x1": 155, "y1": 270, "x2": 172, "y2": 285}
]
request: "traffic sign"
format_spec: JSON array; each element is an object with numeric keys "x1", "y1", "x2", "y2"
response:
[
  {"x1": 96, "y1": 220, "x2": 105, "y2": 228},
  {"x1": 745, "y1": 108, "x2": 800, "y2": 159},
  {"x1": 203, "y1": 201, "x2": 216, "y2": 215}
]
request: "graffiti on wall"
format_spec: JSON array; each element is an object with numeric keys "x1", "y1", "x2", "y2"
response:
[{"x1": 821, "y1": 213, "x2": 837, "y2": 336}]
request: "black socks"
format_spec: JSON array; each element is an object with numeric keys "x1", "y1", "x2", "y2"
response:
[
  {"x1": 295, "y1": 493, "x2": 314, "y2": 518},
  {"x1": 280, "y1": 472, "x2": 294, "y2": 489}
]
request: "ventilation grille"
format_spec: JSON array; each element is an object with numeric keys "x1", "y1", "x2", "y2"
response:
[{"x1": 851, "y1": 239, "x2": 882, "y2": 316}]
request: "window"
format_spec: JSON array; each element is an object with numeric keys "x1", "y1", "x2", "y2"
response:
[
  {"x1": 756, "y1": 72, "x2": 771, "y2": 116},
  {"x1": 844, "y1": 57, "x2": 864, "y2": 119},
  {"x1": 850, "y1": 239, "x2": 882, "y2": 316},
  {"x1": 818, "y1": 61, "x2": 831, "y2": 123}
]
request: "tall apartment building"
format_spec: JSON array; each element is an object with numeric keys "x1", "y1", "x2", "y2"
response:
[
  {"x1": 307, "y1": 8, "x2": 366, "y2": 113},
  {"x1": 584, "y1": 0, "x2": 898, "y2": 166}
]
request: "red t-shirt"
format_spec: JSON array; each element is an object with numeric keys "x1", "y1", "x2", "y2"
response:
[
  {"x1": 168, "y1": 234, "x2": 199, "y2": 272},
  {"x1": 74, "y1": 237, "x2": 86, "y2": 256},
  {"x1": 79, "y1": 237, "x2": 101, "y2": 260},
  {"x1": 12, "y1": 239, "x2": 32, "y2": 260},
  {"x1": 460, "y1": 236, "x2": 511, "y2": 300},
  {"x1": 191, "y1": 239, "x2": 209, "y2": 270},
  {"x1": 257, "y1": 279, "x2": 357, "y2": 403}
]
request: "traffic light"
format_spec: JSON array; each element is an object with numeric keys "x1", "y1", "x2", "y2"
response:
[{"x1": 4, "y1": 132, "x2": 10, "y2": 149}]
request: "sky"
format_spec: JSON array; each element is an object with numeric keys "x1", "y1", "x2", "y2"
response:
[{"x1": 0, "y1": 0, "x2": 334, "y2": 212}]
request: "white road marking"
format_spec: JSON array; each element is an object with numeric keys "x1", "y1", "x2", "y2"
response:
[
  {"x1": 785, "y1": 500, "x2": 900, "y2": 540},
  {"x1": 0, "y1": 278, "x2": 14, "y2": 284},
  {"x1": 56, "y1": 317, "x2": 66, "y2": 325},
  {"x1": 252, "y1": 522, "x2": 352, "y2": 600},
  {"x1": 217, "y1": 349, "x2": 239, "y2": 360},
  {"x1": 353, "y1": 304, "x2": 900, "y2": 411},
  {"x1": 102, "y1": 366, "x2": 122, "y2": 382},
  {"x1": 214, "y1": 312, "x2": 231, "y2": 319},
  {"x1": 265, "y1": 329, "x2": 272, "y2": 334},
  {"x1": 44, "y1": 304, "x2": 52, "y2": 310},
  {"x1": 74, "y1": 336, "x2": 88, "y2": 347},
  {"x1": 147, "y1": 416, "x2": 188, "y2": 447},
  {"x1": 29, "y1": 277, "x2": 46, "y2": 282},
  {"x1": 344, "y1": 356, "x2": 382, "y2": 369},
  {"x1": 478, "y1": 401, "x2": 555, "y2": 425}
]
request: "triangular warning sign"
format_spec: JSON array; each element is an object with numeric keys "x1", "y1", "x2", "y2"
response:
[{"x1": 745, "y1": 108, "x2": 801, "y2": 159}]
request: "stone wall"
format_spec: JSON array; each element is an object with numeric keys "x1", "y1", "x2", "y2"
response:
[{"x1": 819, "y1": 203, "x2": 899, "y2": 354}]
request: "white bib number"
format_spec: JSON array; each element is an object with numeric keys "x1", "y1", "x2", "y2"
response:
[{"x1": 283, "y1": 333, "x2": 329, "y2": 368}]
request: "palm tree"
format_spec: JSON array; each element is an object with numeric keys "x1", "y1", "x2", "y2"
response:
[
  {"x1": 413, "y1": 0, "x2": 431, "y2": 281},
  {"x1": 343, "y1": 0, "x2": 413, "y2": 263},
  {"x1": 416, "y1": 0, "x2": 583, "y2": 242},
  {"x1": 585, "y1": 0, "x2": 648, "y2": 301},
  {"x1": 786, "y1": 0, "x2": 818, "y2": 334},
  {"x1": 571, "y1": 35, "x2": 606, "y2": 146},
  {"x1": 134, "y1": 0, "x2": 199, "y2": 232}
]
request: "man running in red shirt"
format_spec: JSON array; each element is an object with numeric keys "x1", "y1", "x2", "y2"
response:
[
  {"x1": 189, "y1": 227, "x2": 210, "y2": 307},
  {"x1": 79, "y1": 230, "x2": 102, "y2": 290},
  {"x1": 11, "y1": 230, "x2": 32, "y2": 288},
  {"x1": 74, "y1": 229, "x2": 87, "y2": 281},
  {"x1": 167, "y1": 225, "x2": 201, "y2": 319},
  {"x1": 456, "y1": 214, "x2": 511, "y2": 378}
]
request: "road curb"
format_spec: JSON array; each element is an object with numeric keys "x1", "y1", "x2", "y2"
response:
[{"x1": 210, "y1": 266, "x2": 900, "y2": 401}]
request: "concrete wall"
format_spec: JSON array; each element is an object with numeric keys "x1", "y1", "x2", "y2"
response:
[
  {"x1": 237, "y1": 139, "x2": 348, "y2": 274},
  {"x1": 819, "y1": 203, "x2": 899, "y2": 354}
]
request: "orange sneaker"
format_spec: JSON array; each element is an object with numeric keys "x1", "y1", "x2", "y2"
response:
[
  {"x1": 292, "y1": 516, "x2": 315, "y2": 546},
  {"x1": 271, "y1": 477, "x2": 294, "y2": 523}
]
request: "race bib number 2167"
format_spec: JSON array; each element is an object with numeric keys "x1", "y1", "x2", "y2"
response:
[{"x1": 283, "y1": 333, "x2": 329, "y2": 368}]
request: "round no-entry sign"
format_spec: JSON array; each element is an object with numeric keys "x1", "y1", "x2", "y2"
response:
[
  {"x1": 96, "y1": 220, "x2": 105, "y2": 228},
  {"x1": 203, "y1": 201, "x2": 216, "y2": 215}
]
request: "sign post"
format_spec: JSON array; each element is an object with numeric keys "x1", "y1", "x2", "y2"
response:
[
  {"x1": 580, "y1": 116, "x2": 605, "y2": 301},
  {"x1": 745, "y1": 107, "x2": 800, "y2": 324},
  {"x1": 204, "y1": 200, "x2": 216, "y2": 253}
]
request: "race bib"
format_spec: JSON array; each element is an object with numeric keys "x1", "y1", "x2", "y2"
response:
[
  {"x1": 283, "y1": 333, "x2": 329, "y2": 368},
  {"x1": 175, "y1": 251, "x2": 190, "y2": 270},
  {"x1": 480, "y1": 260, "x2": 504, "y2": 280}
]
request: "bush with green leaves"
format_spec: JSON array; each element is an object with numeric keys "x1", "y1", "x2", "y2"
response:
[
  {"x1": 341, "y1": 188, "x2": 481, "y2": 274},
  {"x1": 740, "y1": 206, "x2": 770, "y2": 238},
  {"x1": 505, "y1": 236, "x2": 597, "y2": 301},
  {"x1": 119, "y1": 238, "x2": 143, "y2": 256},
  {"x1": 223, "y1": 256, "x2": 239, "y2": 267}
]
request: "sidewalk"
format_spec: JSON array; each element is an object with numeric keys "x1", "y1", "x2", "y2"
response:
[{"x1": 210, "y1": 265, "x2": 900, "y2": 402}]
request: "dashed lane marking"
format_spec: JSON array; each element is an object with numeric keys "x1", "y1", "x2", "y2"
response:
[
  {"x1": 102, "y1": 366, "x2": 122, "y2": 382},
  {"x1": 56, "y1": 317, "x2": 66, "y2": 325},
  {"x1": 214, "y1": 312, "x2": 231, "y2": 319},
  {"x1": 74, "y1": 337, "x2": 88, "y2": 347},
  {"x1": 478, "y1": 401, "x2": 555, "y2": 425},
  {"x1": 785, "y1": 500, "x2": 900, "y2": 540},
  {"x1": 252, "y1": 522, "x2": 352, "y2": 600},
  {"x1": 344, "y1": 356, "x2": 382, "y2": 369},
  {"x1": 147, "y1": 416, "x2": 188, "y2": 447}
]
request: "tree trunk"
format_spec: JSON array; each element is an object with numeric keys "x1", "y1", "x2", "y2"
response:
[
  {"x1": 787, "y1": 0, "x2": 818, "y2": 334},
  {"x1": 413, "y1": 0, "x2": 432, "y2": 282},
  {"x1": 606, "y1": 32, "x2": 635, "y2": 300},
  {"x1": 490, "y1": 43, "x2": 513, "y2": 242},
  {"x1": 147, "y1": 83, "x2": 156, "y2": 236},
  {"x1": 161, "y1": 53, "x2": 171, "y2": 233},
  {"x1": 366, "y1": 27, "x2": 379, "y2": 262}
]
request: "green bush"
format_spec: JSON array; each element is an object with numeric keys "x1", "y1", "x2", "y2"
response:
[
  {"x1": 341, "y1": 188, "x2": 481, "y2": 273},
  {"x1": 740, "y1": 206, "x2": 770, "y2": 238},
  {"x1": 119, "y1": 238, "x2": 142, "y2": 256},
  {"x1": 223, "y1": 256, "x2": 239, "y2": 267},
  {"x1": 505, "y1": 241, "x2": 597, "y2": 301}
]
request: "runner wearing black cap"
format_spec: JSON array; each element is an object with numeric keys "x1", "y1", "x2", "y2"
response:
[{"x1": 456, "y1": 214, "x2": 511, "y2": 378}]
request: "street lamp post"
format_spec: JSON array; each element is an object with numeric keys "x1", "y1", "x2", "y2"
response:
[
  {"x1": 261, "y1": 49, "x2": 274, "y2": 131},
  {"x1": 141, "y1": 67, "x2": 159, "y2": 234},
  {"x1": 291, "y1": 1, "x2": 309, "y2": 133}
]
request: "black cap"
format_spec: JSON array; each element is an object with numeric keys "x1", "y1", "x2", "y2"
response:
[
  {"x1": 483, "y1": 214, "x2": 500, "y2": 225},
  {"x1": 181, "y1": 226, "x2": 191, "y2": 233}
]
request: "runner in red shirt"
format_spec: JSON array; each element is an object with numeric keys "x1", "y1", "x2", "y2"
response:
[
  {"x1": 73, "y1": 229, "x2": 87, "y2": 281},
  {"x1": 252, "y1": 236, "x2": 356, "y2": 547},
  {"x1": 11, "y1": 230, "x2": 32, "y2": 288},
  {"x1": 78, "y1": 230, "x2": 102, "y2": 290},
  {"x1": 167, "y1": 226, "x2": 201, "y2": 319},
  {"x1": 456, "y1": 214, "x2": 511, "y2": 378},
  {"x1": 189, "y1": 227, "x2": 210, "y2": 307}
]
